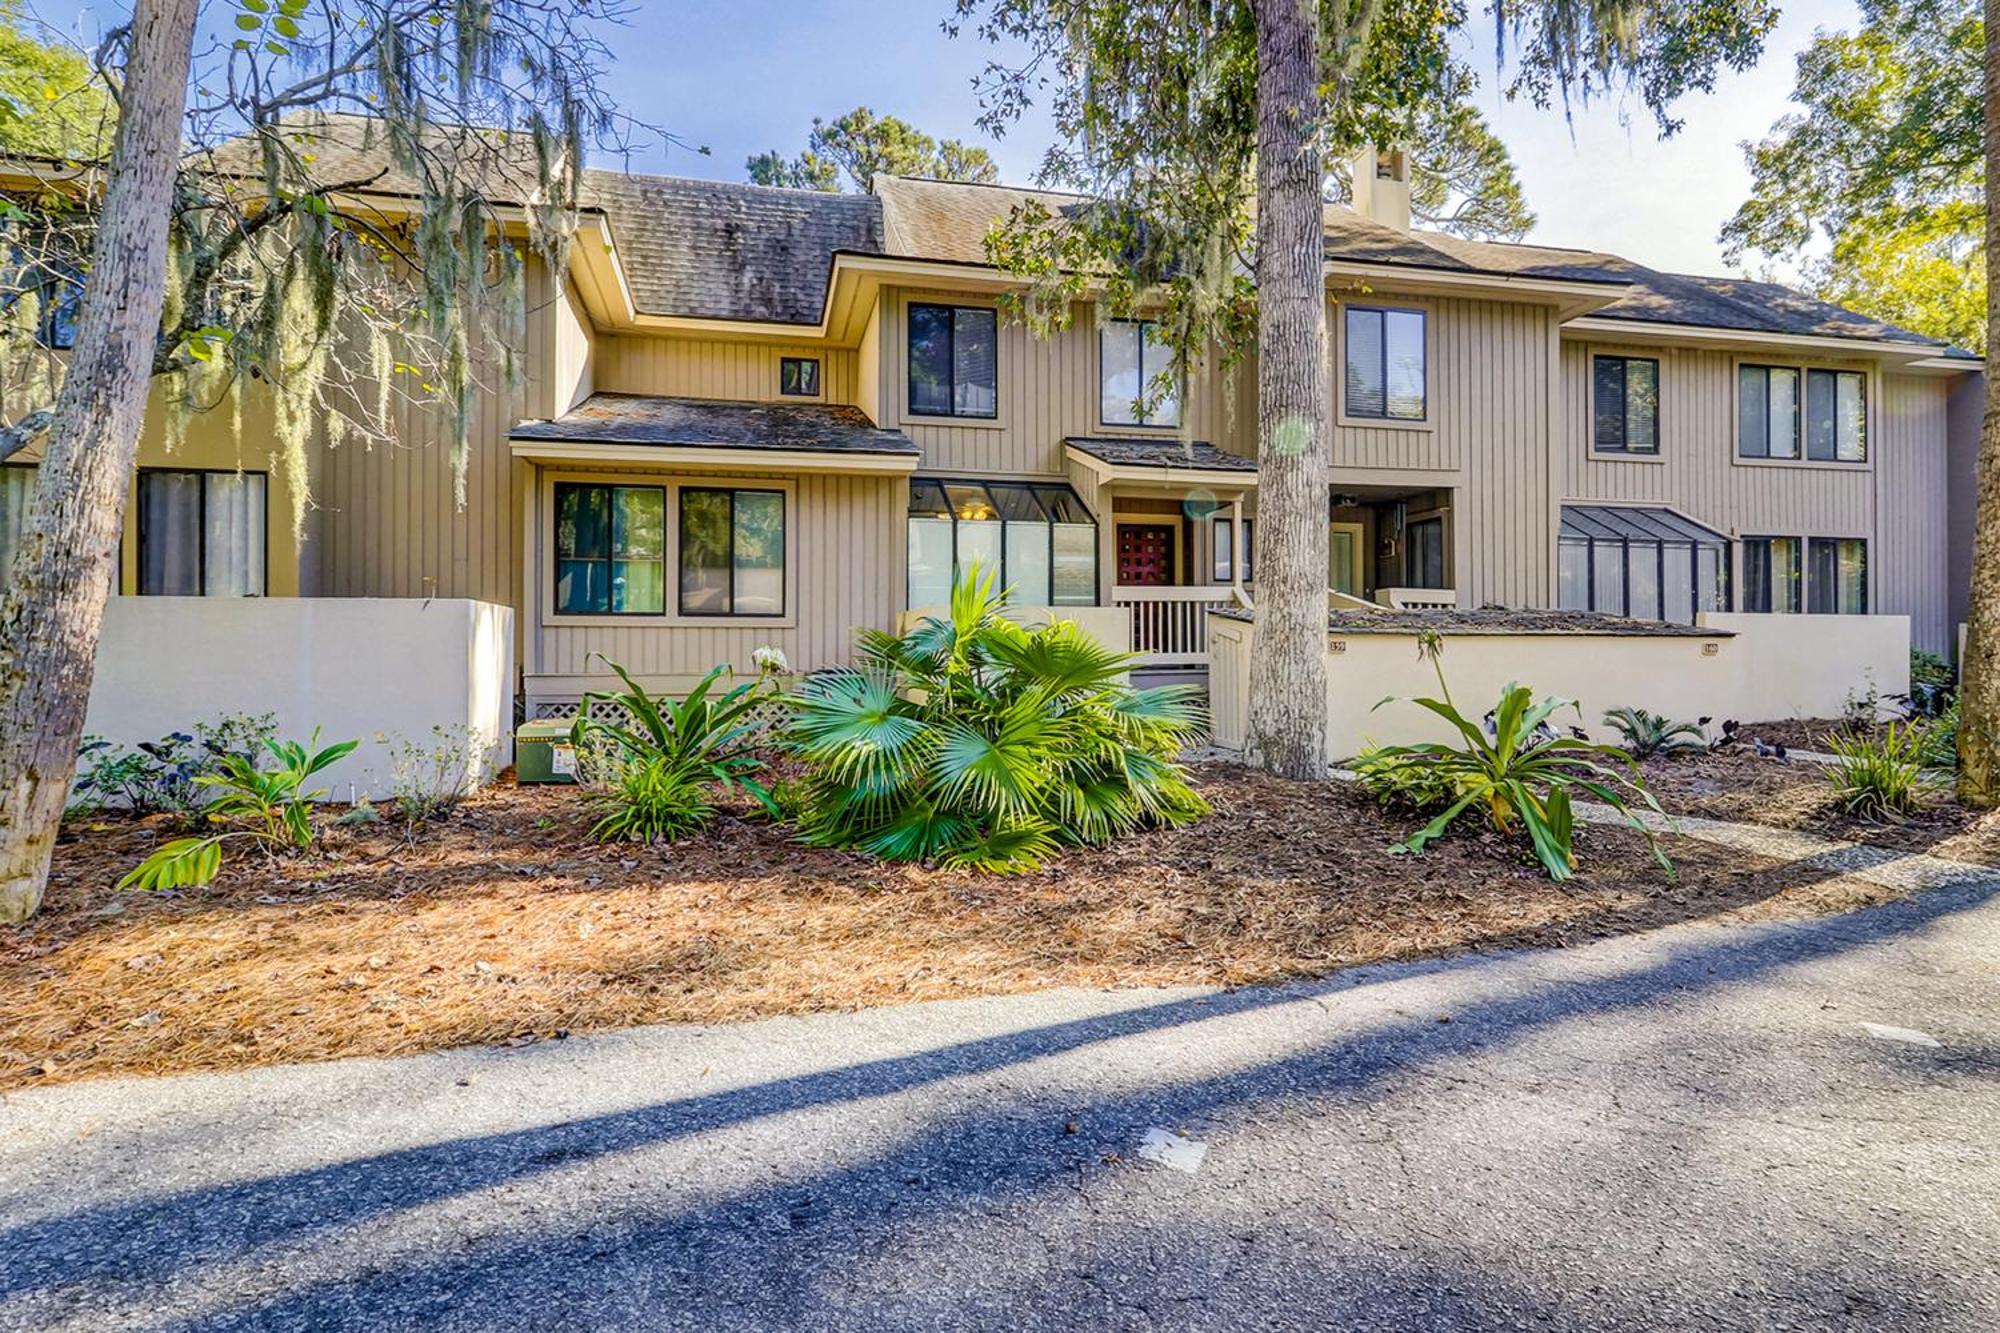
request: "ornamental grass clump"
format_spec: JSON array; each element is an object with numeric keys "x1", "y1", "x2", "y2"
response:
[
  {"x1": 1826, "y1": 721, "x2": 1934, "y2": 821},
  {"x1": 1368, "y1": 634, "x2": 1671, "y2": 882},
  {"x1": 781, "y1": 566, "x2": 1208, "y2": 872}
]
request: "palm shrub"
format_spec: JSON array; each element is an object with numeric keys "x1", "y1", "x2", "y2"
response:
[
  {"x1": 1603, "y1": 707, "x2": 1708, "y2": 759},
  {"x1": 119, "y1": 732, "x2": 360, "y2": 889},
  {"x1": 570, "y1": 656, "x2": 777, "y2": 843},
  {"x1": 780, "y1": 566, "x2": 1208, "y2": 872},
  {"x1": 1826, "y1": 721, "x2": 1934, "y2": 820},
  {"x1": 1367, "y1": 635, "x2": 1670, "y2": 882}
]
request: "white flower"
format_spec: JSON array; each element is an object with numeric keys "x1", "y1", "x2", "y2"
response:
[{"x1": 751, "y1": 645, "x2": 791, "y2": 675}]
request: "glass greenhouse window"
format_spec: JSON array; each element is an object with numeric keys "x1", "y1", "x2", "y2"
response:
[
  {"x1": 1556, "y1": 505, "x2": 1729, "y2": 625},
  {"x1": 905, "y1": 478, "x2": 1097, "y2": 608}
]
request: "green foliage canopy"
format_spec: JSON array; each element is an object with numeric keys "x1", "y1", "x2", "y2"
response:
[
  {"x1": 1721, "y1": 0, "x2": 1983, "y2": 351},
  {"x1": 747, "y1": 106, "x2": 1000, "y2": 192},
  {"x1": 0, "y1": 2, "x2": 114, "y2": 160}
]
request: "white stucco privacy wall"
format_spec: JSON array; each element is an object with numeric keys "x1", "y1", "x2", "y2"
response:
[
  {"x1": 86, "y1": 598, "x2": 515, "y2": 800},
  {"x1": 1208, "y1": 612, "x2": 1911, "y2": 760}
]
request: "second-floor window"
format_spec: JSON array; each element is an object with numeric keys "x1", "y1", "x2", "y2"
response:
[
  {"x1": 779, "y1": 356, "x2": 820, "y2": 397},
  {"x1": 907, "y1": 303, "x2": 998, "y2": 419},
  {"x1": 1740, "y1": 366, "x2": 1866, "y2": 462},
  {"x1": 1100, "y1": 319, "x2": 1181, "y2": 427},
  {"x1": 138, "y1": 469, "x2": 267, "y2": 597},
  {"x1": 1343, "y1": 306, "x2": 1426, "y2": 421},
  {"x1": 1592, "y1": 355, "x2": 1659, "y2": 454}
]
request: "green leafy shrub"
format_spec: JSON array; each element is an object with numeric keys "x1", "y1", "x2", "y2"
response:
[
  {"x1": 568, "y1": 657, "x2": 776, "y2": 843},
  {"x1": 1368, "y1": 635, "x2": 1669, "y2": 882},
  {"x1": 1911, "y1": 649, "x2": 1955, "y2": 691},
  {"x1": 69, "y1": 713, "x2": 277, "y2": 822},
  {"x1": 781, "y1": 566, "x2": 1208, "y2": 872},
  {"x1": 1352, "y1": 744, "x2": 1461, "y2": 817},
  {"x1": 1922, "y1": 697, "x2": 1959, "y2": 768},
  {"x1": 1602, "y1": 707, "x2": 1707, "y2": 759},
  {"x1": 119, "y1": 731, "x2": 360, "y2": 889},
  {"x1": 1826, "y1": 721, "x2": 1934, "y2": 820}
]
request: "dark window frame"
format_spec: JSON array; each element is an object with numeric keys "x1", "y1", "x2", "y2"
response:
[
  {"x1": 136, "y1": 466, "x2": 270, "y2": 597},
  {"x1": 1806, "y1": 536, "x2": 1869, "y2": 614},
  {"x1": 906, "y1": 476, "x2": 1098, "y2": 607},
  {"x1": 1558, "y1": 531, "x2": 1732, "y2": 624},
  {"x1": 778, "y1": 356, "x2": 821, "y2": 398},
  {"x1": 551, "y1": 480, "x2": 668, "y2": 618},
  {"x1": 1740, "y1": 364, "x2": 1866, "y2": 464},
  {"x1": 1212, "y1": 515, "x2": 1254, "y2": 583},
  {"x1": 677, "y1": 485, "x2": 788, "y2": 619},
  {"x1": 1591, "y1": 354, "x2": 1661, "y2": 454},
  {"x1": 1740, "y1": 535, "x2": 1803, "y2": 614},
  {"x1": 1099, "y1": 318, "x2": 1182, "y2": 428},
  {"x1": 1342, "y1": 304, "x2": 1428, "y2": 423},
  {"x1": 906, "y1": 302, "x2": 999, "y2": 420}
]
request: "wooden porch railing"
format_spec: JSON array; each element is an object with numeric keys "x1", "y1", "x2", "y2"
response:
[
  {"x1": 1113, "y1": 586, "x2": 1251, "y2": 666},
  {"x1": 1378, "y1": 586, "x2": 1457, "y2": 611}
]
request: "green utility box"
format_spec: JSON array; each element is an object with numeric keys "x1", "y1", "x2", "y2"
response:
[{"x1": 515, "y1": 718, "x2": 580, "y2": 784}]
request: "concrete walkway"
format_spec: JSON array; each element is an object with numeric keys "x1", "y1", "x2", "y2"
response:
[{"x1": 2, "y1": 831, "x2": 1997, "y2": 1330}]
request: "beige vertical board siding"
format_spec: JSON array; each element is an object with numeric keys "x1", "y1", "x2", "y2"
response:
[
  {"x1": 1558, "y1": 340, "x2": 1873, "y2": 539},
  {"x1": 533, "y1": 468, "x2": 903, "y2": 685},
  {"x1": 1875, "y1": 374, "x2": 1951, "y2": 653},
  {"x1": 881, "y1": 288, "x2": 1233, "y2": 479},
  {"x1": 855, "y1": 297, "x2": 882, "y2": 425},
  {"x1": 595, "y1": 334, "x2": 857, "y2": 405}
]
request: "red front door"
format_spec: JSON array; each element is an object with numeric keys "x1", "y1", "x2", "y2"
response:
[{"x1": 1118, "y1": 523, "x2": 1176, "y2": 586}]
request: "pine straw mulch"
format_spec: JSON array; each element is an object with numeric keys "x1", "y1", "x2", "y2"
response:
[
  {"x1": 1, "y1": 764, "x2": 1911, "y2": 1092},
  {"x1": 1638, "y1": 739, "x2": 2000, "y2": 866}
]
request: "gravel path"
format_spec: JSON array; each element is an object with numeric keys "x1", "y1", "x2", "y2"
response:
[{"x1": 2, "y1": 830, "x2": 1996, "y2": 1331}]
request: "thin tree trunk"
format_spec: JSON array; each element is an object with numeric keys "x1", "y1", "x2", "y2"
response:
[
  {"x1": 0, "y1": 0, "x2": 198, "y2": 923},
  {"x1": 1961, "y1": 0, "x2": 2000, "y2": 804},
  {"x1": 1246, "y1": 0, "x2": 1331, "y2": 780}
]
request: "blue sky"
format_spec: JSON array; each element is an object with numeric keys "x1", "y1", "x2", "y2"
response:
[{"x1": 32, "y1": 0, "x2": 1861, "y2": 275}]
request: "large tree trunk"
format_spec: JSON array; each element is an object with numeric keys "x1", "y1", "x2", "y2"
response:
[
  {"x1": 0, "y1": 0, "x2": 198, "y2": 923},
  {"x1": 1961, "y1": 0, "x2": 2000, "y2": 804},
  {"x1": 1246, "y1": 0, "x2": 1331, "y2": 780}
]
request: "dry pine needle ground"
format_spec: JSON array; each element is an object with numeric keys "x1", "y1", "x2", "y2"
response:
[{"x1": 1, "y1": 764, "x2": 1914, "y2": 1091}]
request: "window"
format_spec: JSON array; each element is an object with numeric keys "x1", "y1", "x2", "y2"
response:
[
  {"x1": 1556, "y1": 505, "x2": 1730, "y2": 625},
  {"x1": 907, "y1": 477, "x2": 1096, "y2": 607},
  {"x1": 1738, "y1": 365, "x2": 1800, "y2": 459},
  {"x1": 680, "y1": 488, "x2": 785, "y2": 617},
  {"x1": 1100, "y1": 319, "x2": 1181, "y2": 427},
  {"x1": 1805, "y1": 370, "x2": 1867, "y2": 462},
  {"x1": 779, "y1": 357, "x2": 821, "y2": 397},
  {"x1": 1344, "y1": 306, "x2": 1426, "y2": 421},
  {"x1": 137, "y1": 469, "x2": 267, "y2": 596},
  {"x1": 1405, "y1": 517, "x2": 1445, "y2": 588},
  {"x1": 2, "y1": 259, "x2": 85, "y2": 350},
  {"x1": 1741, "y1": 365, "x2": 1865, "y2": 462},
  {"x1": 1592, "y1": 355, "x2": 1659, "y2": 453},
  {"x1": 1741, "y1": 536, "x2": 1803, "y2": 614},
  {"x1": 1807, "y1": 538, "x2": 1868, "y2": 614},
  {"x1": 555, "y1": 482, "x2": 665, "y2": 615},
  {"x1": 0, "y1": 464, "x2": 35, "y2": 591},
  {"x1": 1213, "y1": 517, "x2": 1254, "y2": 583},
  {"x1": 907, "y1": 303, "x2": 998, "y2": 418}
]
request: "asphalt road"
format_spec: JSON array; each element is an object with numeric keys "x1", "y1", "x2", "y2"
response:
[{"x1": 2, "y1": 869, "x2": 1997, "y2": 1332}]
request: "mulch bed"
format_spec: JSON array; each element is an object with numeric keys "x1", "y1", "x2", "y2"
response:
[
  {"x1": 1, "y1": 764, "x2": 1909, "y2": 1092},
  {"x1": 1637, "y1": 736, "x2": 2000, "y2": 865}
]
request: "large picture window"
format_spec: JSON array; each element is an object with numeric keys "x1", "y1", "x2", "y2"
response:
[
  {"x1": 137, "y1": 469, "x2": 267, "y2": 597},
  {"x1": 907, "y1": 303, "x2": 998, "y2": 418},
  {"x1": 1807, "y1": 537, "x2": 1868, "y2": 614},
  {"x1": 1592, "y1": 355, "x2": 1660, "y2": 454},
  {"x1": 680, "y1": 488, "x2": 786, "y2": 617},
  {"x1": 1741, "y1": 536, "x2": 1803, "y2": 614},
  {"x1": 1556, "y1": 505, "x2": 1729, "y2": 625},
  {"x1": 1741, "y1": 365, "x2": 1865, "y2": 462},
  {"x1": 908, "y1": 477, "x2": 1096, "y2": 608},
  {"x1": 1100, "y1": 319, "x2": 1181, "y2": 427},
  {"x1": 1344, "y1": 306, "x2": 1426, "y2": 421},
  {"x1": 554, "y1": 482, "x2": 665, "y2": 615}
]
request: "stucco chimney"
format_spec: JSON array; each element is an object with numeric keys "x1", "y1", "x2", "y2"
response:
[{"x1": 1351, "y1": 145, "x2": 1412, "y2": 233}]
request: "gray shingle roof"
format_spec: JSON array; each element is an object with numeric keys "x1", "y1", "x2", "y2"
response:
[
  {"x1": 1066, "y1": 436, "x2": 1256, "y2": 473},
  {"x1": 583, "y1": 172, "x2": 880, "y2": 324},
  {"x1": 511, "y1": 394, "x2": 919, "y2": 456}
]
